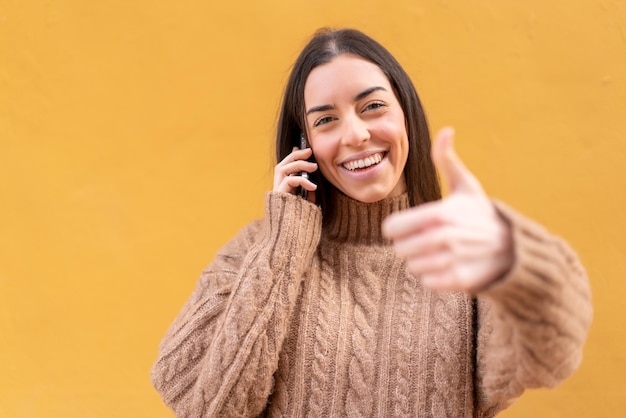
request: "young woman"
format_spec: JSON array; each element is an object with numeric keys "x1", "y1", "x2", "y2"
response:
[{"x1": 151, "y1": 28, "x2": 592, "y2": 417}]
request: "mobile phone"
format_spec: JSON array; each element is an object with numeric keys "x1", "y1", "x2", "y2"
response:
[{"x1": 299, "y1": 132, "x2": 309, "y2": 200}]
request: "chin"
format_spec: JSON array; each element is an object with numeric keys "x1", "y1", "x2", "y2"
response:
[{"x1": 344, "y1": 189, "x2": 393, "y2": 203}]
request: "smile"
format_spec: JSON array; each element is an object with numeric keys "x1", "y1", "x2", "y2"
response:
[{"x1": 342, "y1": 152, "x2": 384, "y2": 171}]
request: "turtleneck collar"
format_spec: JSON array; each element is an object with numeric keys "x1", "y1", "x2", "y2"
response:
[{"x1": 323, "y1": 192, "x2": 411, "y2": 245}]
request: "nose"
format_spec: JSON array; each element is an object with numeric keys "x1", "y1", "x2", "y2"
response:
[{"x1": 341, "y1": 114, "x2": 370, "y2": 146}]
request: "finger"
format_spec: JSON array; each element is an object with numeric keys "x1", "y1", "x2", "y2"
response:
[
  {"x1": 277, "y1": 147, "x2": 313, "y2": 167},
  {"x1": 392, "y1": 226, "x2": 451, "y2": 258},
  {"x1": 274, "y1": 161, "x2": 318, "y2": 189},
  {"x1": 382, "y1": 201, "x2": 445, "y2": 240},
  {"x1": 420, "y1": 271, "x2": 456, "y2": 291},
  {"x1": 420, "y1": 261, "x2": 501, "y2": 293},
  {"x1": 392, "y1": 226, "x2": 483, "y2": 255},
  {"x1": 394, "y1": 226, "x2": 503, "y2": 263},
  {"x1": 278, "y1": 160, "x2": 318, "y2": 176},
  {"x1": 432, "y1": 127, "x2": 482, "y2": 194},
  {"x1": 405, "y1": 251, "x2": 452, "y2": 276},
  {"x1": 275, "y1": 147, "x2": 316, "y2": 185},
  {"x1": 275, "y1": 175, "x2": 318, "y2": 194}
]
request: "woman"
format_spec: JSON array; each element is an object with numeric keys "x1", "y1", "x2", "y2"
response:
[{"x1": 151, "y1": 28, "x2": 592, "y2": 417}]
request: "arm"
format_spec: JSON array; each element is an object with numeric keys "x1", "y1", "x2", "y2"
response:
[
  {"x1": 151, "y1": 192, "x2": 322, "y2": 417},
  {"x1": 475, "y1": 201, "x2": 592, "y2": 415},
  {"x1": 381, "y1": 127, "x2": 592, "y2": 414}
]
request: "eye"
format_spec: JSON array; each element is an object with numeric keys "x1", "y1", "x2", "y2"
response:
[
  {"x1": 313, "y1": 115, "x2": 336, "y2": 127},
  {"x1": 363, "y1": 101, "x2": 387, "y2": 112}
]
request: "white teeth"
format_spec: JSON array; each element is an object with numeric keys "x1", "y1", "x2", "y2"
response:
[{"x1": 343, "y1": 153, "x2": 383, "y2": 171}]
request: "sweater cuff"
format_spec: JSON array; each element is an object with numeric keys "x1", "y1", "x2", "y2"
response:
[
  {"x1": 263, "y1": 192, "x2": 322, "y2": 266},
  {"x1": 479, "y1": 200, "x2": 589, "y2": 320}
]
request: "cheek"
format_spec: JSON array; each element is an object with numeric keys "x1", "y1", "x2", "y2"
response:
[
  {"x1": 313, "y1": 149, "x2": 335, "y2": 180},
  {"x1": 379, "y1": 119, "x2": 409, "y2": 166},
  {"x1": 398, "y1": 136, "x2": 410, "y2": 169},
  {"x1": 309, "y1": 140, "x2": 340, "y2": 185},
  {"x1": 378, "y1": 113, "x2": 406, "y2": 136},
  {"x1": 310, "y1": 138, "x2": 334, "y2": 167}
]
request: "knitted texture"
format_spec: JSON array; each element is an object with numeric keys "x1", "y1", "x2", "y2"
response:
[{"x1": 151, "y1": 192, "x2": 592, "y2": 417}]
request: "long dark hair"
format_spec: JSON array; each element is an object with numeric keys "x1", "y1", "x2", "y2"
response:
[{"x1": 276, "y1": 28, "x2": 441, "y2": 221}]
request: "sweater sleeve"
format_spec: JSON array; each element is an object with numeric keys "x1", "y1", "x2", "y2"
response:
[
  {"x1": 150, "y1": 192, "x2": 322, "y2": 418},
  {"x1": 474, "y1": 200, "x2": 593, "y2": 416}
]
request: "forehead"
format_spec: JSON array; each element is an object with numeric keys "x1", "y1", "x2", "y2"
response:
[{"x1": 304, "y1": 54, "x2": 392, "y2": 103}]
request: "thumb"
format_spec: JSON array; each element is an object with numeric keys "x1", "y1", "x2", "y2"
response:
[{"x1": 432, "y1": 127, "x2": 482, "y2": 194}]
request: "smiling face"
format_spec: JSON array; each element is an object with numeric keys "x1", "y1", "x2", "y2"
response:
[{"x1": 304, "y1": 54, "x2": 409, "y2": 203}]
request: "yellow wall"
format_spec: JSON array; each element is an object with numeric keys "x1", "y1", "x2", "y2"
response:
[{"x1": 1, "y1": 1, "x2": 624, "y2": 416}]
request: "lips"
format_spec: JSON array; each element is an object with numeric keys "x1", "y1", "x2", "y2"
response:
[{"x1": 342, "y1": 152, "x2": 384, "y2": 171}]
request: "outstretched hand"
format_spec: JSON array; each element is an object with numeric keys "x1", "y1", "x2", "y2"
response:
[{"x1": 382, "y1": 128, "x2": 514, "y2": 293}]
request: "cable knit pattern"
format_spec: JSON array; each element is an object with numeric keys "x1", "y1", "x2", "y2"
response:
[
  {"x1": 270, "y1": 338, "x2": 290, "y2": 417},
  {"x1": 345, "y1": 250, "x2": 383, "y2": 416},
  {"x1": 308, "y1": 245, "x2": 337, "y2": 416},
  {"x1": 393, "y1": 268, "x2": 419, "y2": 418},
  {"x1": 151, "y1": 192, "x2": 592, "y2": 417},
  {"x1": 429, "y1": 292, "x2": 473, "y2": 417},
  {"x1": 151, "y1": 192, "x2": 322, "y2": 417}
]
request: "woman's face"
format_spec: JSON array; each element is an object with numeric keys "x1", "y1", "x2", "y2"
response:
[{"x1": 304, "y1": 54, "x2": 409, "y2": 203}]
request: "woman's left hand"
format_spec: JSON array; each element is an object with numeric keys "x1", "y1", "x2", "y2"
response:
[{"x1": 382, "y1": 127, "x2": 514, "y2": 293}]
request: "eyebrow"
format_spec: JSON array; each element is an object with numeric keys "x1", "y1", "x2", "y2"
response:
[
  {"x1": 305, "y1": 86, "x2": 388, "y2": 116},
  {"x1": 355, "y1": 86, "x2": 387, "y2": 101}
]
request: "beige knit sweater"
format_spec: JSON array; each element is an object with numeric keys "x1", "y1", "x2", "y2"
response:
[{"x1": 151, "y1": 192, "x2": 592, "y2": 417}]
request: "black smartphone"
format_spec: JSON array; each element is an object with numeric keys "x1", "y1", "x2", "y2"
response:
[{"x1": 299, "y1": 132, "x2": 310, "y2": 200}]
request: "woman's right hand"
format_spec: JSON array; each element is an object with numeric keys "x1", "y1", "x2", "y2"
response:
[{"x1": 273, "y1": 146, "x2": 318, "y2": 203}]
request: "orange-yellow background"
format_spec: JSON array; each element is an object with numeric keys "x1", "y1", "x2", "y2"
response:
[{"x1": 1, "y1": 1, "x2": 624, "y2": 417}]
